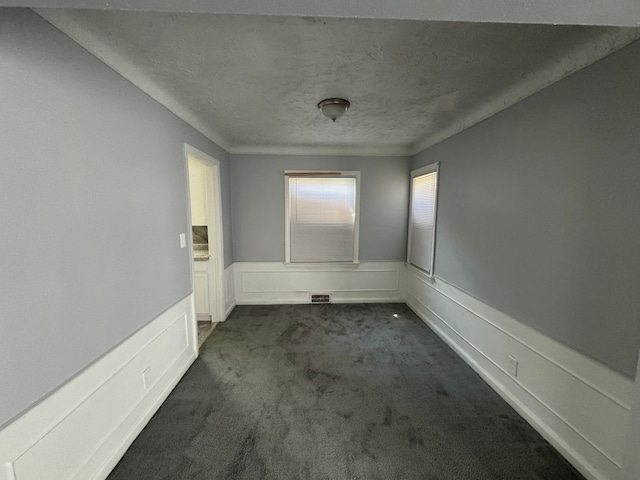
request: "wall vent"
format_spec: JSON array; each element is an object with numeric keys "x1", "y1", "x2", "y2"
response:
[{"x1": 310, "y1": 293, "x2": 331, "y2": 304}]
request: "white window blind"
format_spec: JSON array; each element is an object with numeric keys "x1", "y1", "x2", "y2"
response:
[
  {"x1": 288, "y1": 176, "x2": 357, "y2": 263},
  {"x1": 408, "y1": 167, "x2": 439, "y2": 275}
]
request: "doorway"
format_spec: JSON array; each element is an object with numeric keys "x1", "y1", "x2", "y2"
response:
[{"x1": 184, "y1": 144, "x2": 225, "y2": 348}]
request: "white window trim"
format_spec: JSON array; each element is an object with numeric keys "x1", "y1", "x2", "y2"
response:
[
  {"x1": 284, "y1": 170, "x2": 361, "y2": 265},
  {"x1": 407, "y1": 162, "x2": 439, "y2": 277}
]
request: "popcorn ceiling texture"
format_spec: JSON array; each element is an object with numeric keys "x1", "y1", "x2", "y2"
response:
[
  {"x1": 24, "y1": 0, "x2": 640, "y2": 27},
  {"x1": 39, "y1": 9, "x2": 640, "y2": 156}
]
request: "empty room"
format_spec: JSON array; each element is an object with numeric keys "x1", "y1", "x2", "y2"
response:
[{"x1": 1, "y1": 2, "x2": 640, "y2": 480}]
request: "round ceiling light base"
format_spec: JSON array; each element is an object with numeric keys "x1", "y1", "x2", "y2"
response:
[{"x1": 318, "y1": 98, "x2": 350, "y2": 122}]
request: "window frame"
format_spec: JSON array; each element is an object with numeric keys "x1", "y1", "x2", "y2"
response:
[
  {"x1": 407, "y1": 162, "x2": 440, "y2": 277},
  {"x1": 284, "y1": 170, "x2": 361, "y2": 265}
]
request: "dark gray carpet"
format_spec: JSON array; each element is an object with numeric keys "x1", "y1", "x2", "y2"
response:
[{"x1": 107, "y1": 303, "x2": 584, "y2": 480}]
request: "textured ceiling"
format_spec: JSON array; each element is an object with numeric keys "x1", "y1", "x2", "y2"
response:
[
  {"x1": 38, "y1": 9, "x2": 640, "y2": 155},
  {"x1": 18, "y1": 0, "x2": 640, "y2": 26}
]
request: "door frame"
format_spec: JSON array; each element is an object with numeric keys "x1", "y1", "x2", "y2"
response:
[{"x1": 184, "y1": 143, "x2": 225, "y2": 325}]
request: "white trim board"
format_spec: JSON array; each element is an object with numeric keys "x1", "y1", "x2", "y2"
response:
[
  {"x1": 0, "y1": 295, "x2": 198, "y2": 480},
  {"x1": 224, "y1": 263, "x2": 236, "y2": 318},
  {"x1": 184, "y1": 144, "x2": 226, "y2": 325},
  {"x1": 621, "y1": 354, "x2": 640, "y2": 480},
  {"x1": 405, "y1": 268, "x2": 633, "y2": 480},
  {"x1": 232, "y1": 261, "x2": 407, "y2": 305}
]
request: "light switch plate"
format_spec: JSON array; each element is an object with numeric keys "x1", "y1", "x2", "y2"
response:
[{"x1": 179, "y1": 233, "x2": 186, "y2": 248}]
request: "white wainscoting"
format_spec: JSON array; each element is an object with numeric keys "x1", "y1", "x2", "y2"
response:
[
  {"x1": 233, "y1": 262, "x2": 407, "y2": 304},
  {"x1": 405, "y1": 266, "x2": 634, "y2": 480},
  {"x1": 621, "y1": 355, "x2": 640, "y2": 480},
  {"x1": 224, "y1": 264, "x2": 236, "y2": 318},
  {"x1": 0, "y1": 295, "x2": 197, "y2": 480}
]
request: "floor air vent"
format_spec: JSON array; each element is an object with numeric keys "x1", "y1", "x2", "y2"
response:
[{"x1": 310, "y1": 293, "x2": 331, "y2": 304}]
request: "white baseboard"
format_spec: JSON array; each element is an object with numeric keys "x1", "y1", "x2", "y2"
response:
[
  {"x1": 0, "y1": 295, "x2": 197, "y2": 480},
  {"x1": 224, "y1": 302, "x2": 236, "y2": 319},
  {"x1": 621, "y1": 355, "x2": 640, "y2": 480},
  {"x1": 232, "y1": 261, "x2": 407, "y2": 305},
  {"x1": 406, "y1": 267, "x2": 633, "y2": 480},
  {"x1": 224, "y1": 264, "x2": 236, "y2": 319}
]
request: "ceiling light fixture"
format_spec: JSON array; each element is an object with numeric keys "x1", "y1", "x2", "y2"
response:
[{"x1": 318, "y1": 98, "x2": 350, "y2": 122}]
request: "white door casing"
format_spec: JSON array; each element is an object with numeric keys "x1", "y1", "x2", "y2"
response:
[{"x1": 184, "y1": 144, "x2": 225, "y2": 326}]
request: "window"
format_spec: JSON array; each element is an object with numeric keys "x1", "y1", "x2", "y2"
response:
[
  {"x1": 285, "y1": 171, "x2": 360, "y2": 263},
  {"x1": 407, "y1": 163, "x2": 439, "y2": 276}
]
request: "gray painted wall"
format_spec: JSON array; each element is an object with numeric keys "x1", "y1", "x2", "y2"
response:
[
  {"x1": 231, "y1": 154, "x2": 410, "y2": 262},
  {"x1": 413, "y1": 39, "x2": 640, "y2": 377},
  {"x1": 0, "y1": 9, "x2": 231, "y2": 427}
]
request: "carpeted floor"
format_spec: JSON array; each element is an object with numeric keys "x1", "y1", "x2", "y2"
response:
[{"x1": 107, "y1": 303, "x2": 584, "y2": 480}]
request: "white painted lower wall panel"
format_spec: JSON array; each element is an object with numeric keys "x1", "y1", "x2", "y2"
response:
[
  {"x1": 224, "y1": 264, "x2": 236, "y2": 318},
  {"x1": 3, "y1": 265, "x2": 630, "y2": 480},
  {"x1": 0, "y1": 295, "x2": 197, "y2": 480},
  {"x1": 621, "y1": 355, "x2": 640, "y2": 480},
  {"x1": 233, "y1": 262, "x2": 407, "y2": 305},
  {"x1": 406, "y1": 267, "x2": 633, "y2": 480}
]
